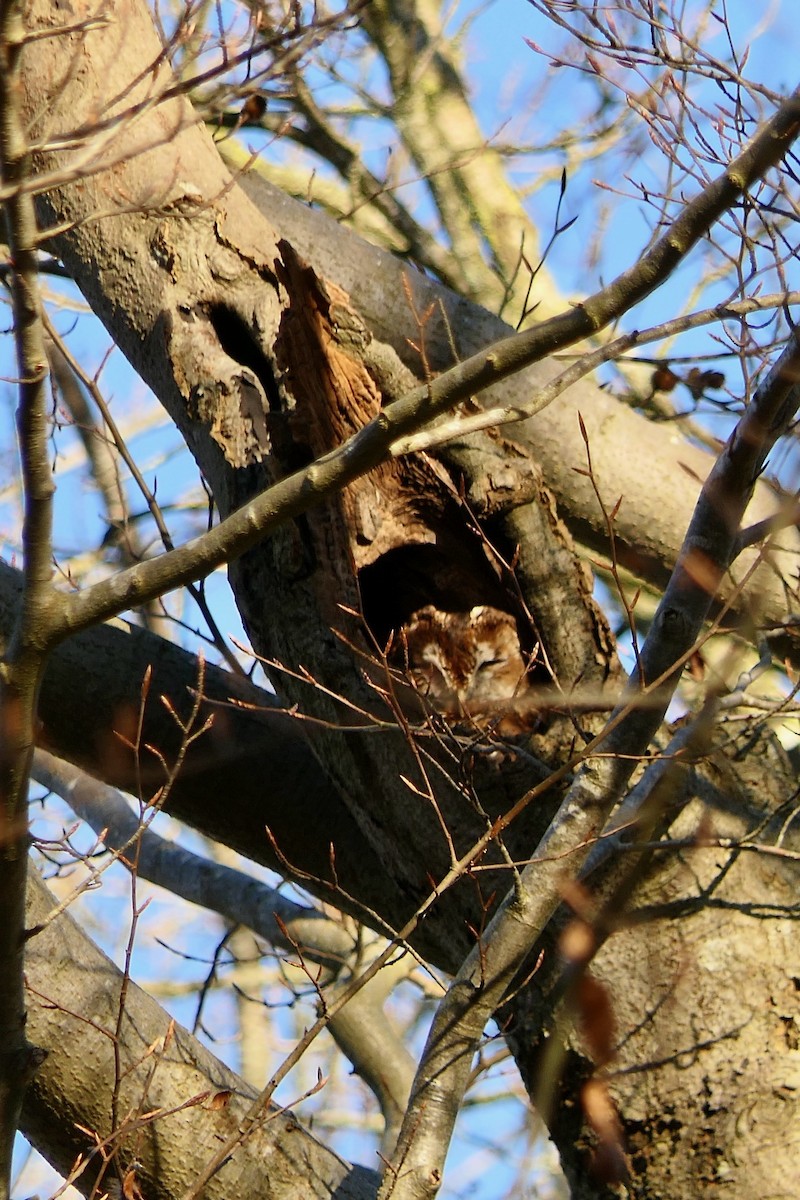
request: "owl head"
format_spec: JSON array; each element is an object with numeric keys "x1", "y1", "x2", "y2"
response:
[{"x1": 400, "y1": 605, "x2": 528, "y2": 714}]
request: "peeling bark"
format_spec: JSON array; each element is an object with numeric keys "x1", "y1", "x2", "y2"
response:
[{"x1": 12, "y1": 3, "x2": 800, "y2": 1197}]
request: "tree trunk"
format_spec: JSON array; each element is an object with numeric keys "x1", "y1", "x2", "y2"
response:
[
  {"x1": 506, "y1": 723, "x2": 800, "y2": 1198},
  {"x1": 14, "y1": 2, "x2": 800, "y2": 1196},
  {"x1": 23, "y1": 867, "x2": 378, "y2": 1199}
]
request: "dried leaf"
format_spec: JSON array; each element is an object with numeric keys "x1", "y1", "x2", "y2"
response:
[
  {"x1": 582, "y1": 1078, "x2": 630, "y2": 1184},
  {"x1": 122, "y1": 1167, "x2": 144, "y2": 1200},
  {"x1": 559, "y1": 918, "x2": 595, "y2": 967},
  {"x1": 651, "y1": 364, "x2": 679, "y2": 393},
  {"x1": 577, "y1": 973, "x2": 615, "y2": 1067}
]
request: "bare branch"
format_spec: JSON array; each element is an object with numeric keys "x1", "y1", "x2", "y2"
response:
[
  {"x1": 23, "y1": 866, "x2": 380, "y2": 1199},
  {"x1": 0, "y1": 1, "x2": 56, "y2": 1189},
  {"x1": 380, "y1": 329, "x2": 800, "y2": 1199},
  {"x1": 32, "y1": 747, "x2": 416, "y2": 1145},
  {"x1": 35, "y1": 85, "x2": 800, "y2": 648}
]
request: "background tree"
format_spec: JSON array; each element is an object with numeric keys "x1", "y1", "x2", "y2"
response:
[{"x1": 2, "y1": 2, "x2": 800, "y2": 1199}]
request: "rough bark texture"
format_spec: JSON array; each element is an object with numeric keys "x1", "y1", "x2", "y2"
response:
[
  {"x1": 236, "y1": 173, "x2": 800, "y2": 664},
  {"x1": 20, "y1": 0, "x2": 615, "y2": 965},
  {"x1": 0, "y1": 562, "x2": 383, "y2": 907},
  {"x1": 505, "y1": 721, "x2": 800, "y2": 1199},
  {"x1": 23, "y1": 868, "x2": 378, "y2": 1199},
  {"x1": 12, "y1": 3, "x2": 800, "y2": 1197},
  {"x1": 227, "y1": 239, "x2": 617, "y2": 964}
]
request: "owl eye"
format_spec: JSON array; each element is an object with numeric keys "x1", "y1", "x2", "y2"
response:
[{"x1": 476, "y1": 657, "x2": 504, "y2": 672}]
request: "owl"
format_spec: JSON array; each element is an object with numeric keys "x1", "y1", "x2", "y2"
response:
[{"x1": 400, "y1": 604, "x2": 529, "y2": 716}]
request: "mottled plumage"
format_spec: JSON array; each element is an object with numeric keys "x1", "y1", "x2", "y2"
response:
[{"x1": 401, "y1": 605, "x2": 528, "y2": 714}]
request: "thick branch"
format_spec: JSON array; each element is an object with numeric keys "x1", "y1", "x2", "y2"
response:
[
  {"x1": 235, "y1": 169, "x2": 800, "y2": 660},
  {"x1": 0, "y1": 0, "x2": 56, "y2": 1190},
  {"x1": 36, "y1": 84, "x2": 800, "y2": 649},
  {"x1": 382, "y1": 333, "x2": 800, "y2": 1199},
  {"x1": 0, "y1": 561, "x2": 395, "y2": 931},
  {"x1": 23, "y1": 866, "x2": 379, "y2": 1199},
  {"x1": 32, "y1": 748, "x2": 416, "y2": 1145}
]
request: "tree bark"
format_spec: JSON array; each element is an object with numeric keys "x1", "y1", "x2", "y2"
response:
[
  {"x1": 19, "y1": 0, "x2": 602, "y2": 967},
  {"x1": 13, "y1": 3, "x2": 800, "y2": 1197},
  {"x1": 23, "y1": 867, "x2": 378, "y2": 1199},
  {"x1": 507, "y1": 722, "x2": 800, "y2": 1199},
  {"x1": 235, "y1": 170, "x2": 800, "y2": 663}
]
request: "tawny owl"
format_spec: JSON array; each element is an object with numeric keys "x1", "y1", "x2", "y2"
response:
[{"x1": 400, "y1": 605, "x2": 529, "y2": 715}]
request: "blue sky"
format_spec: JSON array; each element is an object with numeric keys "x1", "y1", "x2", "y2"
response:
[{"x1": 6, "y1": 3, "x2": 800, "y2": 1195}]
